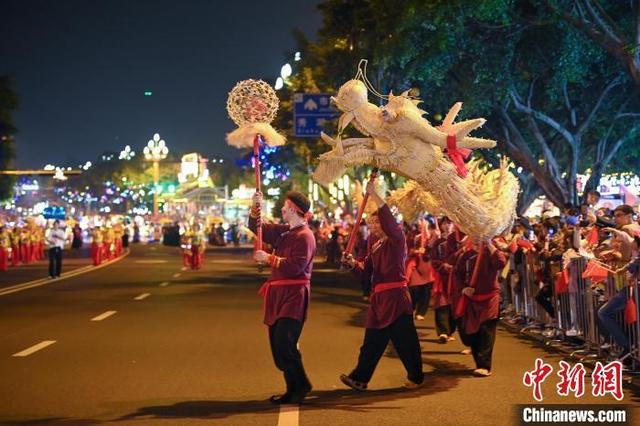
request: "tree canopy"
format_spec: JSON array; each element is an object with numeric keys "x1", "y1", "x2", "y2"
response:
[{"x1": 282, "y1": 0, "x2": 640, "y2": 213}]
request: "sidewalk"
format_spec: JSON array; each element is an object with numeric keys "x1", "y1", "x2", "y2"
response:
[{"x1": 0, "y1": 247, "x2": 93, "y2": 288}]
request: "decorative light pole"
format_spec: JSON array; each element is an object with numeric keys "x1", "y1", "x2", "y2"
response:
[{"x1": 143, "y1": 133, "x2": 168, "y2": 218}]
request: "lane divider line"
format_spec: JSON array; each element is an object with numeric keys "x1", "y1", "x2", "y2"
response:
[
  {"x1": 172, "y1": 273, "x2": 181, "y2": 278},
  {"x1": 277, "y1": 405, "x2": 299, "y2": 426},
  {"x1": 134, "y1": 293, "x2": 150, "y2": 301},
  {"x1": 0, "y1": 250, "x2": 131, "y2": 297},
  {"x1": 12, "y1": 340, "x2": 57, "y2": 357},
  {"x1": 159, "y1": 281, "x2": 170, "y2": 287},
  {"x1": 91, "y1": 311, "x2": 117, "y2": 321}
]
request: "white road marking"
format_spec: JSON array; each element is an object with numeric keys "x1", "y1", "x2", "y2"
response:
[
  {"x1": 277, "y1": 405, "x2": 299, "y2": 426},
  {"x1": 12, "y1": 340, "x2": 56, "y2": 357},
  {"x1": 134, "y1": 293, "x2": 150, "y2": 300},
  {"x1": 173, "y1": 273, "x2": 181, "y2": 278},
  {"x1": 0, "y1": 250, "x2": 130, "y2": 297},
  {"x1": 91, "y1": 311, "x2": 117, "y2": 321},
  {"x1": 159, "y1": 281, "x2": 170, "y2": 287}
]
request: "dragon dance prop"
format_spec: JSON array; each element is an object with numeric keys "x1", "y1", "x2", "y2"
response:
[
  {"x1": 313, "y1": 61, "x2": 519, "y2": 239},
  {"x1": 226, "y1": 79, "x2": 285, "y2": 253}
]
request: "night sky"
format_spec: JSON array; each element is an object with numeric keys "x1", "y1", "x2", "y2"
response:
[{"x1": 0, "y1": 0, "x2": 322, "y2": 168}]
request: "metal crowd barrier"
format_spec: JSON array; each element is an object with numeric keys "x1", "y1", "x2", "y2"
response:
[{"x1": 502, "y1": 252, "x2": 640, "y2": 370}]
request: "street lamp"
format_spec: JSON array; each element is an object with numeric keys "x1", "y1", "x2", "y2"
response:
[
  {"x1": 143, "y1": 133, "x2": 168, "y2": 217},
  {"x1": 119, "y1": 145, "x2": 135, "y2": 160}
]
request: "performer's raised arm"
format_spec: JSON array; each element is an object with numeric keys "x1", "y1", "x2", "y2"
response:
[
  {"x1": 249, "y1": 191, "x2": 288, "y2": 246},
  {"x1": 365, "y1": 179, "x2": 404, "y2": 243},
  {"x1": 486, "y1": 239, "x2": 507, "y2": 270}
]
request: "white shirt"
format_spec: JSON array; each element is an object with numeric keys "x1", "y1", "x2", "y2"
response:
[{"x1": 47, "y1": 228, "x2": 66, "y2": 249}]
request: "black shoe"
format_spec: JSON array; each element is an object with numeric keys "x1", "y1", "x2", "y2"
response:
[
  {"x1": 269, "y1": 392, "x2": 293, "y2": 404},
  {"x1": 288, "y1": 389, "x2": 310, "y2": 404},
  {"x1": 340, "y1": 374, "x2": 367, "y2": 391}
]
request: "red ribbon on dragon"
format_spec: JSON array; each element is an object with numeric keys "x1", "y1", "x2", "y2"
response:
[{"x1": 446, "y1": 133, "x2": 472, "y2": 178}]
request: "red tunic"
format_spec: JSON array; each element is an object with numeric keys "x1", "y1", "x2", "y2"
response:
[
  {"x1": 249, "y1": 217, "x2": 316, "y2": 326},
  {"x1": 354, "y1": 205, "x2": 413, "y2": 329},
  {"x1": 407, "y1": 234, "x2": 435, "y2": 286},
  {"x1": 430, "y1": 236, "x2": 452, "y2": 307},
  {"x1": 452, "y1": 246, "x2": 506, "y2": 334}
]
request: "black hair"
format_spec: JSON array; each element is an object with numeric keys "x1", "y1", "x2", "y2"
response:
[{"x1": 285, "y1": 191, "x2": 310, "y2": 214}]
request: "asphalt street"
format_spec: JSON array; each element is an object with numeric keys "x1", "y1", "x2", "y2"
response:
[{"x1": 1, "y1": 244, "x2": 638, "y2": 425}]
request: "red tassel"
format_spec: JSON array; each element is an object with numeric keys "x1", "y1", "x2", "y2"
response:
[
  {"x1": 555, "y1": 271, "x2": 569, "y2": 295},
  {"x1": 625, "y1": 288, "x2": 638, "y2": 324}
]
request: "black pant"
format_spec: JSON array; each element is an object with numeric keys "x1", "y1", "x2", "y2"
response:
[
  {"x1": 48, "y1": 247, "x2": 62, "y2": 277},
  {"x1": 435, "y1": 304, "x2": 457, "y2": 336},
  {"x1": 268, "y1": 318, "x2": 311, "y2": 394},
  {"x1": 349, "y1": 314, "x2": 424, "y2": 384},
  {"x1": 535, "y1": 285, "x2": 555, "y2": 318},
  {"x1": 409, "y1": 283, "x2": 432, "y2": 316},
  {"x1": 458, "y1": 319, "x2": 498, "y2": 371},
  {"x1": 361, "y1": 277, "x2": 371, "y2": 297}
]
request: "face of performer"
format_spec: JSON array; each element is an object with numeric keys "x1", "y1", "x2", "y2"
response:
[
  {"x1": 367, "y1": 214, "x2": 384, "y2": 239},
  {"x1": 281, "y1": 199, "x2": 302, "y2": 224},
  {"x1": 439, "y1": 220, "x2": 452, "y2": 237}
]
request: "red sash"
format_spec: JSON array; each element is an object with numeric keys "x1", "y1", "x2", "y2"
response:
[
  {"x1": 258, "y1": 279, "x2": 310, "y2": 297},
  {"x1": 466, "y1": 292, "x2": 497, "y2": 302},
  {"x1": 372, "y1": 281, "x2": 407, "y2": 295},
  {"x1": 455, "y1": 291, "x2": 498, "y2": 317}
]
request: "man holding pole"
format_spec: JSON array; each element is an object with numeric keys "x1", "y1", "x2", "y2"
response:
[
  {"x1": 249, "y1": 190, "x2": 315, "y2": 405},
  {"x1": 340, "y1": 178, "x2": 424, "y2": 391},
  {"x1": 452, "y1": 238, "x2": 506, "y2": 377}
]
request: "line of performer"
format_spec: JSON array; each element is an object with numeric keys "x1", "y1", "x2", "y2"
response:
[{"x1": 248, "y1": 176, "x2": 507, "y2": 404}]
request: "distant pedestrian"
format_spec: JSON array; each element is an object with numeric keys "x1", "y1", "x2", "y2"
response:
[
  {"x1": 71, "y1": 224, "x2": 83, "y2": 249},
  {"x1": 46, "y1": 220, "x2": 66, "y2": 278}
]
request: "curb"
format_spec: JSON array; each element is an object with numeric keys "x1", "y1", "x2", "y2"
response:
[
  {"x1": 0, "y1": 250, "x2": 130, "y2": 297},
  {"x1": 500, "y1": 319, "x2": 640, "y2": 393}
]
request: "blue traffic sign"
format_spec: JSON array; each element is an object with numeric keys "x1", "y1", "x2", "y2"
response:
[
  {"x1": 43, "y1": 206, "x2": 66, "y2": 220},
  {"x1": 293, "y1": 93, "x2": 340, "y2": 137}
]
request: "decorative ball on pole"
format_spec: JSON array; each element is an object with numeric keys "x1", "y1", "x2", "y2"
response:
[
  {"x1": 225, "y1": 79, "x2": 286, "y2": 265},
  {"x1": 143, "y1": 133, "x2": 169, "y2": 218}
]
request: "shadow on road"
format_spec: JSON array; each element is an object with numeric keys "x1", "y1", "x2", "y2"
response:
[{"x1": 115, "y1": 357, "x2": 471, "y2": 421}]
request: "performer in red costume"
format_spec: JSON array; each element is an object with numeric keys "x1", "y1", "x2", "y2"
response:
[
  {"x1": 341, "y1": 179, "x2": 424, "y2": 391},
  {"x1": 452, "y1": 238, "x2": 506, "y2": 377},
  {"x1": 406, "y1": 218, "x2": 436, "y2": 321},
  {"x1": 0, "y1": 226, "x2": 10, "y2": 272},
  {"x1": 430, "y1": 217, "x2": 457, "y2": 343},
  {"x1": 249, "y1": 190, "x2": 316, "y2": 405}
]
